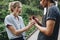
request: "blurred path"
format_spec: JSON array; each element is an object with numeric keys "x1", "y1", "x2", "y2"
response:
[
  {"x1": 27, "y1": 30, "x2": 39, "y2": 40},
  {"x1": 58, "y1": 28, "x2": 60, "y2": 40}
]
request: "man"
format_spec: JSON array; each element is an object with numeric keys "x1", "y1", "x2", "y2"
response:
[{"x1": 34, "y1": 0, "x2": 60, "y2": 40}]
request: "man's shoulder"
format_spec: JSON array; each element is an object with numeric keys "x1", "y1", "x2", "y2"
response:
[
  {"x1": 49, "y1": 5, "x2": 58, "y2": 10},
  {"x1": 48, "y1": 5, "x2": 59, "y2": 14}
]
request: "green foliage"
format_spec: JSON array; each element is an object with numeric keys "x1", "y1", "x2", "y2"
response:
[
  {"x1": 0, "y1": 31, "x2": 9, "y2": 40},
  {"x1": 0, "y1": 24, "x2": 9, "y2": 40},
  {"x1": 0, "y1": 9, "x2": 9, "y2": 22},
  {"x1": 22, "y1": 5, "x2": 43, "y2": 16},
  {"x1": 21, "y1": 13, "x2": 29, "y2": 26}
]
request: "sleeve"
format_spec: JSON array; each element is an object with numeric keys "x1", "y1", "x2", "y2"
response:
[
  {"x1": 4, "y1": 16, "x2": 13, "y2": 27},
  {"x1": 46, "y1": 8, "x2": 56, "y2": 21}
]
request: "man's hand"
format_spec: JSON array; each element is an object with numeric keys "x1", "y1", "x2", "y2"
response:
[{"x1": 31, "y1": 16, "x2": 42, "y2": 26}]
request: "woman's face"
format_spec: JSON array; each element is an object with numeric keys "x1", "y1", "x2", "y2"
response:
[{"x1": 13, "y1": 5, "x2": 22, "y2": 16}]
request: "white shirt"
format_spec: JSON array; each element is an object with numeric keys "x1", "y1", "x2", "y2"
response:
[{"x1": 4, "y1": 14, "x2": 26, "y2": 39}]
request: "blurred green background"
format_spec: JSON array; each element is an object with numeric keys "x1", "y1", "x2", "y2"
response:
[{"x1": 0, "y1": 0, "x2": 60, "y2": 40}]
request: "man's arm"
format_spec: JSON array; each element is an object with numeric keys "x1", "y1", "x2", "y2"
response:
[{"x1": 35, "y1": 20, "x2": 55, "y2": 36}]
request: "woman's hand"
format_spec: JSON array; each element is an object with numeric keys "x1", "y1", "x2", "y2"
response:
[{"x1": 28, "y1": 19, "x2": 36, "y2": 26}]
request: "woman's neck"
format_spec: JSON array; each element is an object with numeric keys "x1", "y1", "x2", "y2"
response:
[{"x1": 12, "y1": 12, "x2": 19, "y2": 19}]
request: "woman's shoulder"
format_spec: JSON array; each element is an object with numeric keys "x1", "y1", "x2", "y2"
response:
[{"x1": 5, "y1": 14, "x2": 12, "y2": 19}]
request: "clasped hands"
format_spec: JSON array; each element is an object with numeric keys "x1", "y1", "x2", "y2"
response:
[{"x1": 28, "y1": 16, "x2": 42, "y2": 27}]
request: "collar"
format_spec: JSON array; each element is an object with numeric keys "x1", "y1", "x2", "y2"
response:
[{"x1": 10, "y1": 13, "x2": 19, "y2": 20}]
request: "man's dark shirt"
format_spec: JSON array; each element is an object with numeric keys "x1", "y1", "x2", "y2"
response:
[{"x1": 37, "y1": 5, "x2": 60, "y2": 40}]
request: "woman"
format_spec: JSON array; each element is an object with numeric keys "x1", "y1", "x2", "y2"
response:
[{"x1": 4, "y1": 1, "x2": 35, "y2": 40}]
